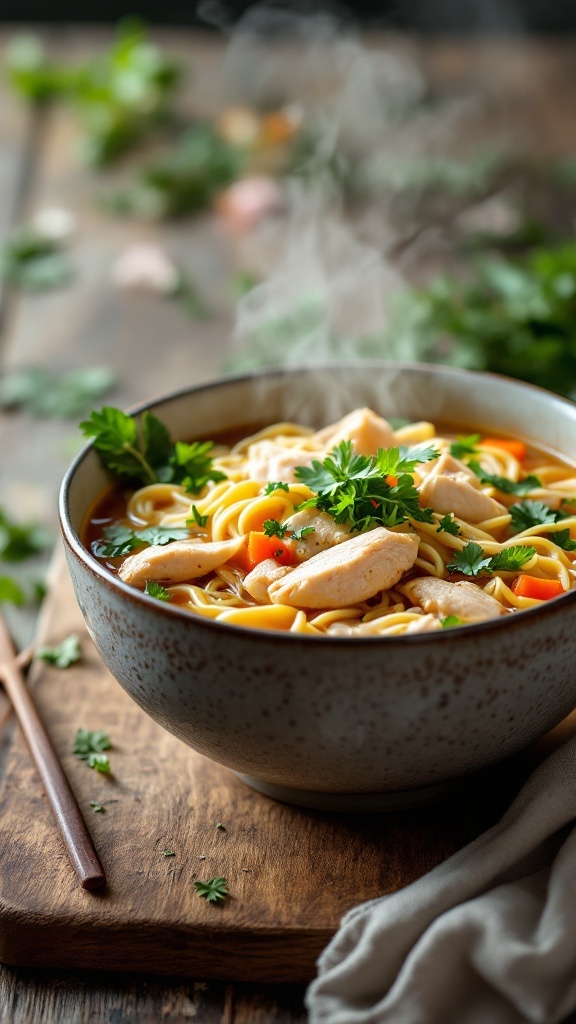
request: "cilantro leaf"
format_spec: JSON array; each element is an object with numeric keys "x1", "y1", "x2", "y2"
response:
[
  {"x1": 509, "y1": 500, "x2": 559, "y2": 532},
  {"x1": 145, "y1": 580, "x2": 172, "y2": 601},
  {"x1": 436, "y1": 514, "x2": 462, "y2": 536},
  {"x1": 447, "y1": 541, "x2": 535, "y2": 576},
  {"x1": 170, "y1": 440, "x2": 227, "y2": 494},
  {"x1": 187, "y1": 505, "x2": 208, "y2": 528},
  {"x1": 449, "y1": 434, "x2": 481, "y2": 459},
  {"x1": 290, "y1": 526, "x2": 315, "y2": 540},
  {"x1": 469, "y1": 460, "x2": 541, "y2": 495},
  {"x1": 73, "y1": 729, "x2": 111, "y2": 773},
  {"x1": 441, "y1": 615, "x2": 462, "y2": 628},
  {"x1": 295, "y1": 441, "x2": 435, "y2": 531},
  {"x1": 93, "y1": 523, "x2": 190, "y2": 558},
  {"x1": 0, "y1": 507, "x2": 50, "y2": 561},
  {"x1": 264, "y1": 481, "x2": 289, "y2": 494},
  {"x1": 80, "y1": 406, "x2": 154, "y2": 483},
  {"x1": 262, "y1": 519, "x2": 288, "y2": 538},
  {"x1": 193, "y1": 876, "x2": 229, "y2": 904},
  {"x1": 446, "y1": 542, "x2": 493, "y2": 577},
  {"x1": 36, "y1": 633, "x2": 81, "y2": 668},
  {"x1": 550, "y1": 528, "x2": 576, "y2": 551}
]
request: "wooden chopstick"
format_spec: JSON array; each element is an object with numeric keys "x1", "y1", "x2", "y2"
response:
[{"x1": 0, "y1": 612, "x2": 106, "y2": 891}]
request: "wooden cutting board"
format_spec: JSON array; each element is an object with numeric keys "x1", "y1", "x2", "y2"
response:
[{"x1": 0, "y1": 550, "x2": 570, "y2": 984}]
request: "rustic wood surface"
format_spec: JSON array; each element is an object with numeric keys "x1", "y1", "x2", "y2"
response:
[{"x1": 1, "y1": 28, "x2": 576, "y2": 1023}]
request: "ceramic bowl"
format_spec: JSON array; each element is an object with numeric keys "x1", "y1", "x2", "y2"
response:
[{"x1": 59, "y1": 363, "x2": 576, "y2": 811}]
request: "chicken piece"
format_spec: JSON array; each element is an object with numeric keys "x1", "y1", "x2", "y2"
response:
[
  {"x1": 243, "y1": 559, "x2": 293, "y2": 604},
  {"x1": 245, "y1": 440, "x2": 317, "y2": 483},
  {"x1": 418, "y1": 452, "x2": 479, "y2": 485},
  {"x1": 268, "y1": 527, "x2": 419, "y2": 609},
  {"x1": 119, "y1": 536, "x2": 245, "y2": 588},
  {"x1": 400, "y1": 576, "x2": 504, "y2": 622},
  {"x1": 313, "y1": 408, "x2": 396, "y2": 456},
  {"x1": 283, "y1": 509, "x2": 351, "y2": 560},
  {"x1": 418, "y1": 473, "x2": 507, "y2": 523}
]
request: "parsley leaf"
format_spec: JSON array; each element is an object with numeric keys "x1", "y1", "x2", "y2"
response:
[
  {"x1": 0, "y1": 507, "x2": 50, "y2": 561},
  {"x1": 290, "y1": 526, "x2": 315, "y2": 540},
  {"x1": 295, "y1": 441, "x2": 436, "y2": 531},
  {"x1": 193, "y1": 876, "x2": 229, "y2": 904},
  {"x1": 163, "y1": 850, "x2": 175, "y2": 857},
  {"x1": 73, "y1": 729, "x2": 112, "y2": 773},
  {"x1": 186, "y1": 505, "x2": 208, "y2": 528},
  {"x1": 264, "y1": 481, "x2": 289, "y2": 494},
  {"x1": 0, "y1": 366, "x2": 117, "y2": 419},
  {"x1": 436, "y1": 513, "x2": 462, "y2": 536},
  {"x1": 447, "y1": 541, "x2": 535, "y2": 576},
  {"x1": 509, "y1": 499, "x2": 559, "y2": 532},
  {"x1": 145, "y1": 581, "x2": 172, "y2": 602},
  {"x1": 90, "y1": 801, "x2": 106, "y2": 813},
  {"x1": 551, "y1": 528, "x2": 576, "y2": 551},
  {"x1": 449, "y1": 434, "x2": 481, "y2": 458},
  {"x1": 93, "y1": 523, "x2": 189, "y2": 558},
  {"x1": 1, "y1": 226, "x2": 73, "y2": 291},
  {"x1": 171, "y1": 440, "x2": 227, "y2": 494},
  {"x1": 441, "y1": 615, "x2": 462, "y2": 628},
  {"x1": 469, "y1": 460, "x2": 541, "y2": 495},
  {"x1": 262, "y1": 519, "x2": 288, "y2": 539},
  {"x1": 0, "y1": 576, "x2": 25, "y2": 606},
  {"x1": 36, "y1": 633, "x2": 81, "y2": 668}
]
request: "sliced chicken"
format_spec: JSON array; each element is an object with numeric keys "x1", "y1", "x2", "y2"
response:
[
  {"x1": 268, "y1": 527, "x2": 419, "y2": 609},
  {"x1": 119, "y1": 536, "x2": 245, "y2": 587},
  {"x1": 312, "y1": 407, "x2": 396, "y2": 456},
  {"x1": 418, "y1": 473, "x2": 507, "y2": 523},
  {"x1": 243, "y1": 559, "x2": 293, "y2": 604},
  {"x1": 283, "y1": 509, "x2": 351, "y2": 559},
  {"x1": 419, "y1": 452, "x2": 480, "y2": 485},
  {"x1": 400, "y1": 576, "x2": 504, "y2": 622},
  {"x1": 245, "y1": 440, "x2": 317, "y2": 484}
]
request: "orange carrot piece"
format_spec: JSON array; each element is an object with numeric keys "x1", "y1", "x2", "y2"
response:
[
  {"x1": 511, "y1": 575, "x2": 564, "y2": 600},
  {"x1": 246, "y1": 532, "x2": 296, "y2": 570},
  {"x1": 479, "y1": 438, "x2": 527, "y2": 461}
]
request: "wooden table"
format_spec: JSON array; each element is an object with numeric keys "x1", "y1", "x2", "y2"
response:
[{"x1": 1, "y1": 29, "x2": 576, "y2": 1022}]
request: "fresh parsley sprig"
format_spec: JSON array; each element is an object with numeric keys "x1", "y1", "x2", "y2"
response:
[
  {"x1": 264, "y1": 481, "x2": 289, "y2": 494},
  {"x1": 436, "y1": 513, "x2": 462, "y2": 536},
  {"x1": 193, "y1": 876, "x2": 229, "y2": 904},
  {"x1": 145, "y1": 581, "x2": 172, "y2": 601},
  {"x1": 73, "y1": 729, "x2": 112, "y2": 773},
  {"x1": 294, "y1": 440, "x2": 438, "y2": 531},
  {"x1": 80, "y1": 405, "x2": 226, "y2": 492},
  {"x1": 447, "y1": 541, "x2": 536, "y2": 577},
  {"x1": 468, "y1": 460, "x2": 541, "y2": 496},
  {"x1": 509, "y1": 499, "x2": 559, "y2": 532},
  {"x1": 93, "y1": 523, "x2": 190, "y2": 558},
  {"x1": 36, "y1": 633, "x2": 81, "y2": 668},
  {"x1": 449, "y1": 434, "x2": 481, "y2": 459}
]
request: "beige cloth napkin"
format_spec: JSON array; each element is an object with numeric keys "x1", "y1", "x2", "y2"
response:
[{"x1": 306, "y1": 736, "x2": 576, "y2": 1024}]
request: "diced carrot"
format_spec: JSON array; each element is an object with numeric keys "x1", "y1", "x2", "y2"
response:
[
  {"x1": 386, "y1": 475, "x2": 398, "y2": 487},
  {"x1": 479, "y1": 438, "x2": 527, "y2": 461},
  {"x1": 246, "y1": 532, "x2": 297, "y2": 571},
  {"x1": 511, "y1": 575, "x2": 565, "y2": 600}
]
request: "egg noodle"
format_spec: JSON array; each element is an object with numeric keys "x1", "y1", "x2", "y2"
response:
[{"x1": 96, "y1": 416, "x2": 576, "y2": 636}]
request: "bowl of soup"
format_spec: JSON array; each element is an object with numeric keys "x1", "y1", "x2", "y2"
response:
[{"x1": 59, "y1": 362, "x2": 576, "y2": 810}]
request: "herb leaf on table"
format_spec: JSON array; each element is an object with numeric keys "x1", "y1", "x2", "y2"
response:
[
  {"x1": 36, "y1": 634, "x2": 81, "y2": 668},
  {"x1": 194, "y1": 876, "x2": 229, "y2": 903}
]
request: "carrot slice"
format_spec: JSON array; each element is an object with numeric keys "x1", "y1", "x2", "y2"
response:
[
  {"x1": 511, "y1": 575, "x2": 564, "y2": 600},
  {"x1": 479, "y1": 438, "x2": 527, "y2": 461},
  {"x1": 246, "y1": 532, "x2": 297, "y2": 570}
]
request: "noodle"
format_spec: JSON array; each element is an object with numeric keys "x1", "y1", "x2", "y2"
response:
[{"x1": 87, "y1": 411, "x2": 576, "y2": 636}]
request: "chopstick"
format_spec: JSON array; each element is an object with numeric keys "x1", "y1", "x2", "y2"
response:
[{"x1": 0, "y1": 612, "x2": 106, "y2": 891}]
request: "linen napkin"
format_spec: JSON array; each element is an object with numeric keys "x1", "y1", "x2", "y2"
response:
[{"x1": 306, "y1": 734, "x2": 576, "y2": 1024}]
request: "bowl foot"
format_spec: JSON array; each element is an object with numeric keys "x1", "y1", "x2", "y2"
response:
[{"x1": 233, "y1": 772, "x2": 469, "y2": 812}]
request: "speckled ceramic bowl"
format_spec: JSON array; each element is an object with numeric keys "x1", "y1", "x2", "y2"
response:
[{"x1": 59, "y1": 363, "x2": 576, "y2": 810}]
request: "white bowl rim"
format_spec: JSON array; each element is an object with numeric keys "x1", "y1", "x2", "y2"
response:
[{"x1": 59, "y1": 360, "x2": 576, "y2": 647}]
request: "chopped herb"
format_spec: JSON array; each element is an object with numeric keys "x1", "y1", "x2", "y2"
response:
[
  {"x1": 145, "y1": 581, "x2": 172, "y2": 602},
  {"x1": 447, "y1": 541, "x2": 535, "y2": 577},
  {"x1": 550, "y1": 528, "x2": 576, "y2": 551},
  {"x1": 264, "y1": 481, "x2": 289, "y2": 494},
  {"x1": 436, "y1": 514, "x2": 462, "y2": 536},
  {"x1": 36, "y1": 633, "x2": 81, "y2": 668},
  {"x1": 73, "y1": 729, "x2": 112, "y2": 773},
  {"x1": 215, "y1": 822, "x2": 225, "y2": 831},
  {"x1": 441, "y1": 615, "x2": 462, "y2": 628},
  {"x1": 468, "y1": 460, "x2": 541, "y2": 496},
  {"x1": 0, "y1": 226, "x2": 72, "y2": 291},
  {"x1": 0, "y1": 366, "x2": 116, "y2": 419},
  {"x1": 295, "y1": 440, "x2": 437, "y2": 531},
  {"x1": 163, "y1": 850, "x2": 176, "y2": 857},
  {"x1": 171, "y1": 440, "x2": 227, "y2": 494},
  {"x1": 194, "y1": 876, "x2": 229, "y2": 903},
  {"x1": 93, "y1": 523, "x2": 190, "y2": 558},
  {"x1": 290, "y1": 525, "x2": 315, "y2": 540},
  {"x1": 262, "y1": 519, "x2": 288, "y2": 539},
  {"x1": 0, "y1": 576, "x2": 25, "y2": 606},
  {"x1": 388, "y1": 417, "x2": 412, "y2": 430},
  {"x1": 509, "y1": 499, "x2": 559, "y2": 532},
  {"x1": 449, "y1": 434, "x2": 481, "y2": 459},
  {"x1": 0, "y1": 507, "x2": 50, "y2": 561},
  {"x1": 187, "y1": 504, "x2": 208, "y2": 528},
  {"x1": 90, "y1": 801, "x2": 106, "y2": 813}
]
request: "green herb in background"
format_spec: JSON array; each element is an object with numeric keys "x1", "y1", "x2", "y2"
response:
[
  {"x1": 194, "y1": 876, "x2": 229, "y2": 903},
  {"x1": 7, "y1": 21, "x2": 181, "y2": 166},
  {"x1": 0, "y1": 366, "x2": 117, "y2": 419},
  {"x1": 0, "y1": 226, "x2": 73, "y2": 291},
  {"x1": 0, "y1": 507, "x2": 50, "y2": 562},
  {"x1": 73, "y1": 729, "x2": 112, "y2": 773},
  {"x1": 107, "y1": 123, "x2": 243, "y2": 218},
  {"x1": 90, "y1": 801, "x2": 106, "y2": 813},
  {"x1": 36, "y1": 634, "x2": 81, "y2": 669},
  {"x1": 0, "y1": 577, "x2": 25, "y2": 606}
]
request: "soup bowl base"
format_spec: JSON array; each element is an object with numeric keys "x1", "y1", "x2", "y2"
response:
[{"x1": 234, "y1": 771, "x2": 470, "y2": 812}]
